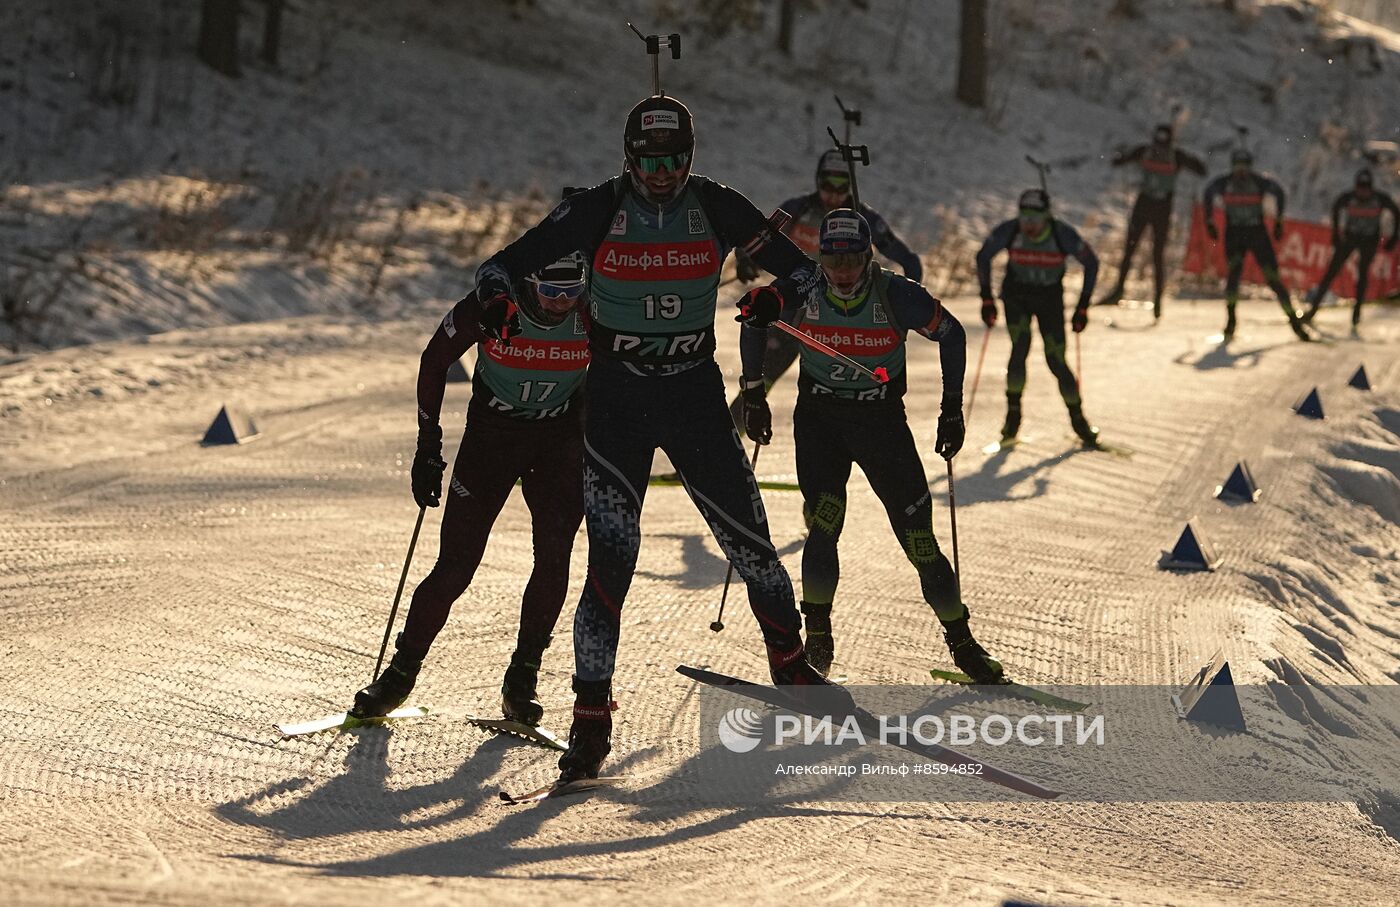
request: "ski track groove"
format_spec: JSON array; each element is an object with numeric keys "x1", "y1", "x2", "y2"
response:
[{"x1": 2, "y1": 302, "x2": 1398, "y2": 904}]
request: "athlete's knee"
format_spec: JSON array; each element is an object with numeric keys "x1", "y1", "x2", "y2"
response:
[
  {"x1": 422, "y1": 555, "x2": 477, "y2": 597},
  {"x1": 803, "y1": 493, "x2": 847, "y2": 537}
]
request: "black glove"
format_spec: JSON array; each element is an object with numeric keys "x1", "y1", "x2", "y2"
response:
[
  {"x1": 736, "y1": 254, "x2": 760, "y2": 283},
  {"x1": 740, "y1": 379, "x2": 772, "y2": 445},
  {"x1": 411, "y1": 425, "x2": 448, "y2": 508},
  {"x1": 1071, "y1": 305, "x2": 1088, "y2": 333},
  {"x1": 935, "y1": 410, "x2": 965, "y2": 460},
  {"x1": 479, "y1": 298, "x2": 521, "y2": 345},
  {"x1": 1386, "y1": 235, "x2": 1398, "y2": 252},
  {"x1": 1205, "y1": 222, "x2": 1219, "y2": 241},
  {"x1": 980, "y1": 298, "x2": 997, "y2": 327},
  {"x1": 1273, "y1": 220, "x2": 1285, "y2": 242},
  {"x1": 734, "y1": 285, "x2": 783, "y2": 327}
]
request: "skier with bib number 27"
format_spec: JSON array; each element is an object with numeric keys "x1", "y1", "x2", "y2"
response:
[
  {"x1": 739, "y1": 208, "x2": 1005, "y2": 684},
  {"x1": 976, "y1": 188, "x2": 1101, "y2": 448},
  {"x1": 351, "y1": 255, "x2": 591, "y2": 730},
  {"x1": 473, "y1": 95, "x2": 853, "y2": 786}
]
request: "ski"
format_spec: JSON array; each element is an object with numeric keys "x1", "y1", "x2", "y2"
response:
[
  {"x1": 677, "y1": 664, "x2": 1060, "y2": 799},
  {"x1": 498, "y1": 776, "x2": 625, "y2": 805},
  {"x1": 982, "y1": 436, "x2": 1031, "y2": 454},
  {"x1": 928, "y1": 669, "x2": 1091, "y2": 712},
  {"x1": 467, "y1": 715, "x2": 567, "y2": 751},
  {"x1": 649, "y1": 472, "x2": 801, "y2": 492},
  {"x1": 276, "y1": 705, "x2": 429, "y2": 738}
]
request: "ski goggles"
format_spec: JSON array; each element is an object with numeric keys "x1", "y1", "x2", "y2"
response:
[
  {"x1": 531, "y1": 279, "x2": 586, "y2": 300},
  {"x1": 634, "y1": 151, "x2": 692, "y2": 174},
  {"x1": 819, "y1": 251, "x2": 869, "y2": 271},
  {"x1": 1017, "y1": 208, "x2": 1048, "y2": 219},
  {"x1": 818, "y1": 174, "x2": 851, "y2": 192}
]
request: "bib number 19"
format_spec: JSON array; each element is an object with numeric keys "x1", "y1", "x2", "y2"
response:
[{"x1": 643, "y1": 293, "x2": 682, "y2": 320}]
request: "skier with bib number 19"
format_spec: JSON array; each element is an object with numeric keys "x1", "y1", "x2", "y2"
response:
[
  {"x1": 738, "y1": 208, "x2": 1006, "y2": 685},
  {"x1": 473, "y1": 95, "x2": 853, "y2": 786}
]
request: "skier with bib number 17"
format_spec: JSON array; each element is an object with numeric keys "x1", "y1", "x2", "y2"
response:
[
  {"x1": 738, "y1": 208, "x2": 1006, "y2": 685},
  {"x1": 473, "y1": 95, "x2": 853, "y2": 786}
]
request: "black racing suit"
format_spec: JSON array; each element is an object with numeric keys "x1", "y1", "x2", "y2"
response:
[
  {"x1": 741, "y1": 267, "x2": 967, "y2": 622},
  {"x1": 1108, "y1": 143, "x2": 1205, "y2": 306},
  {"x1": 1307, "y1": 188, "x2": 1399, "y2": 324},
  {"x1": 729, "y1": 195, "x2": 922, "y2": 428},
  {"x1": 399, "y1": 291, "x2": 586, "y2": 665},
  {"x1": 476, "y1": 174, "x2": 826, "y2": 687},
  {"x1": 976, "y1": 218, "x2": 1098, "y2": 416},
  {"x1": 1202, "y1": 171, "x2": 1292, "y2": 316}
]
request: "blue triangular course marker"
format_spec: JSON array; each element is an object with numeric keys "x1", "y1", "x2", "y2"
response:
[
  {"x1": 1170, "y1": 648, "x2": 1246, "y2": 731},
  {"x1": 1348, "y1": 364, "x2": 1370, "y2": 391},
  {"x1": 1159, "y1": 521, "x2": 1221, "y2": 571},
  {"x1": 201, "y1": 405, "x2": 260, "y2": 446},
  {"x1": 446, "y1": 358, "x2": 470, "y2": 383},
  {"x1": 1293, "y1": 387, "x2": 1324, "y2": 420},
  {"x1": 1214, "y1": 461, "x2": 1261, "y2": 504}
]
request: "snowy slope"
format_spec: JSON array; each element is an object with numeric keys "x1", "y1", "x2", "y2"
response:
[{"x1": 3, "y1": 0, "x2": 1400, "y2": 351}]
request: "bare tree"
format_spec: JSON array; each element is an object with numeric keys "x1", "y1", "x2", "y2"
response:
[
  {"x1": 955, "y1": 0, "x2": 988, "y2": 108},
  {"x1": 261, "y1": 0, "x2": 284, "y2": 66},
  {"x1": 198, "y1": 0, "x2": 241, "y2": 77},
  {"x1": 778, "y1": 0, "x2": 797, "y2": 55}
]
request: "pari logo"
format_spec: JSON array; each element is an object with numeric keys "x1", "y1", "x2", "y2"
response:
[
  {"x1": 641, "y1": 110, "x2": 680, "y2": 130},
  {"x1": 717, "y1": 707, "x2": 764, "y2": 753}
]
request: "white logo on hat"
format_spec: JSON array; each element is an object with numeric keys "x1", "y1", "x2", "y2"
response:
[
  {"x1": 826, "y1": 216, "x2": 862, "y2": 237},
  {"x1": 641, "y1": 110, "x2": 680, "y2": 130}
]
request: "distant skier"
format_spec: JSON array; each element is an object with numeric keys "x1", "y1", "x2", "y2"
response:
[
  {"x1": 1101, "y1": 123, "x2": 1206, "y2": 319},
  {"x1": 473, "y1": 95, "x2": 850, "y2": 786},
  {"x1": 976, "y1": 188, "x2": 1101, "y2": 448},
  {"x1": 739, "y1": 209, "x2": 1006, "y2": 684},
  {"x1": 727, "y1": 149, "x2": 923, "y2": 430},
  {"x1": 1301, "y1": 167, "x2": 1399, "y2": 331},
  {"x1": 1201, "y1": 149, "x2": 1310, "y2": 341},
  {"x1": 351, "y1": 255, "x2": 591, "y2": 728}
]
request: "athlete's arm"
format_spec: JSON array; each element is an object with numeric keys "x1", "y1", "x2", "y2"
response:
[
  {"x1": 859, "y1": 203, "x2": 923, "y2": 282},
  {"x1": 417, "y1": 292, "x2": 484, "y2": 437},
  {"x1": 695, "y1": 177, "x2": 825, "y2": 308},
  {"x1": 1111, "y1": 145, "x2": 1145, "y2": 168},
  {"x1": 1331, "y1": 192, "x2": 1349, "y2": 238},
  {"x1": 475, "y1": 179, "x2": 618, "y2": 300},
  {"x1": 1058, "y1": 222, "x2": 1100, "y2": 307},
  {"x1": 1379, "y1": 192, "x2": 1400, "y2": 238},
  {"x1": 890, "y1": 280, "x2": 965, "y2": 407},
  {"x1": 975, "y1": 220, "x2": 1017, "y2": 299},
  {"x1": 1177, "y1": 149, "x2": 1207, "y2": 176},
  {"x1": 1263, "y1": 176, "x2": 1286, "y2": 219}
]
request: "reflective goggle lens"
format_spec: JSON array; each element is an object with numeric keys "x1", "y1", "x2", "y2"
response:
[
  {"x1": 637, "y1": 151, "x2": 691, "y2": 174},
  {"x1": 534, "y1": 280, "x2": 586, "y2": 300},
  {"x1": 819, "y1": 175, "x2": 851, "y2": 191},
  {"x1": 820, "y1": 252, "x2": 867, "y2": 270}
]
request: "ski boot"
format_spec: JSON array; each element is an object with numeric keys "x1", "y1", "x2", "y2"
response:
[
  {"x1": 557, "y1": 677, "x2": 613, "y2": 784},
  {"x1": 768, "y1": 641, "x2": 855, "y2": 717},
  {"x1": 1000, "y1": 398, "x2": 1022, "y2": 444},
  {"x1": 801, "y1": 601, "x2": 834, "y2": 678},
  {"x1": 1068, "y1": 404, "x2": 1099, "y2": 449},
  {"x1": 1223, "y1": 307, "x2": 1237, "y2": 340},
  {"x1": 501, "y1": 653, "x2": 544, "y2": 727},
  {"x1": 941, "y1": 609, "x2": 1006, "y2": 684},
  {"x1": 351, "y1": 636, "x2": 423, "y2": 718}
]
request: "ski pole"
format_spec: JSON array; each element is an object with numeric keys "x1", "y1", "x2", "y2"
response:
[
  {"x1": 965, "y1": 326, "x2": 991, "y2": 423},
  {"x1": 711, "y1": 442, "x2": 763, "y2": 632},
  {"x1": 946, "y1": 459, "x2": 961, "y2": 596},
  {"x1": 1075, "y1": 331, "x2": 1083, "y2": 392},
  {"x1": 770, "y1": 319, "x2": 889, "y2": 384},
  {"x1": 372, "y1": 505, "x2": 426, "y2": 681}
]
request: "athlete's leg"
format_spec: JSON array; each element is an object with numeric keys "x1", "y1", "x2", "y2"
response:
[
  {"x1": 1223, "y1": 228, "x2": 1247, "y2": 336},
  {"x1": 662, "y1": 363, "x2": 804, "y2": 653},
  {"x1": 399, "y1": 413, "x2": 524, "y2": 657},
  {"x1": 1306, "y1": 242, "x2": 1352, "y2": 316},
  {"x1": 1002, "y1": 294, "x2": 1033, "y2": 438},
  {"x1": 1149, "y1": 202, "x2": 1171, "y2": 312},
  {"x1": 1114, "y1": 198, "x2": 1151, "y2": 296},
  {"x1": 1034, "y1": 294, "x2": 1081, "y2": 409},
  {"x1": 1353, "y1": 240, "x2": 1378, "y2": 326},
  {"x1": 516, "y1": 411, "x2": 586, "y2": 657}
]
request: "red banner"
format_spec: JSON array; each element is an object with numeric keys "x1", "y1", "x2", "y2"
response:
[{"x1": 1182, "y1": 203, "x2": 1399, "y2": 298}]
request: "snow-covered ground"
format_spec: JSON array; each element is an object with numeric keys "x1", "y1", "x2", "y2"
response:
[{"x1": 2, "y1": 295, "x2": 1399, "y2": 905}]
